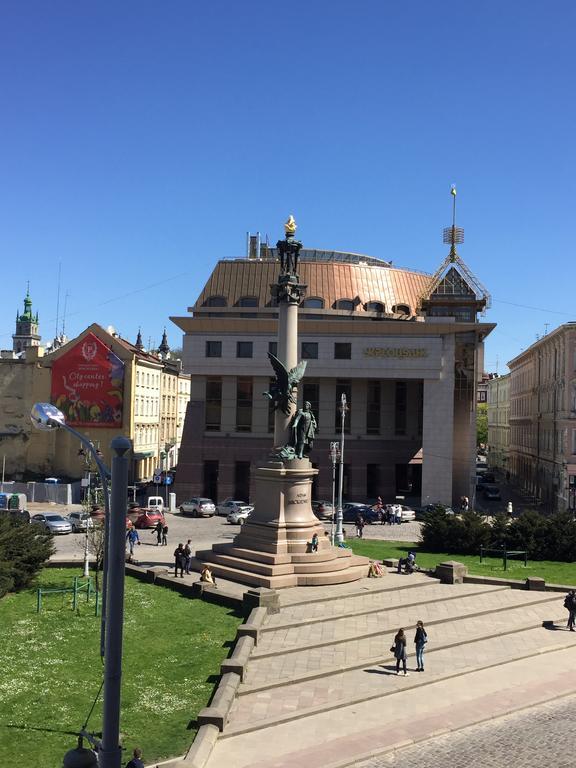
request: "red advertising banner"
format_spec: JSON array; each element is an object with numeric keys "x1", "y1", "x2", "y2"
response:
[{"x1": 51, "y1": 332, "x2": 125, "y2": 427}]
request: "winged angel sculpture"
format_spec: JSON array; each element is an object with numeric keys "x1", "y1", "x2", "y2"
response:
[{"x1": 263, "y1": 353, "x2": 307, "y2": 415}]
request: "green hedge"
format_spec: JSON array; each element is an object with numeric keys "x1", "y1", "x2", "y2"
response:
[
  {"x1": 420, "y1": 508, "x2": 576, "y2": 562},
  {"x1": 0, "y1": 515, "x2": 54, "y2": 598}
]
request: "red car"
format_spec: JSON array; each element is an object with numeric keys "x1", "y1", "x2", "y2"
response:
[{"x1": 134, "y1": 510, "x2": 165, "y2": 529}]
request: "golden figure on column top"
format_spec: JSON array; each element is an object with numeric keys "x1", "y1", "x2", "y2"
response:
[{"x1": 284, "y1": 215, "x2": 297, "y2": 235}]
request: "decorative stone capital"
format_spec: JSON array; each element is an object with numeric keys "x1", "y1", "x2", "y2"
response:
[{"x1": 271, "y1": 277, "x2": 308, "y2": 306}]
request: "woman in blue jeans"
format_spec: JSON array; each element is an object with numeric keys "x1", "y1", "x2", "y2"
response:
[{"x1": 414, "y1": 620, "x2": 427, "y2": 671}]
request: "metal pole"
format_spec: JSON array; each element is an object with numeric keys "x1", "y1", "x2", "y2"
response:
[
  {"x1": 330, "y1": 444, "x2": 337, "y2": 546},
  {"x1": 1, "y1": 454, "x2": 5, "y2": 492},
  {"x1": 99, "y1": 436, "x2": 131, "y2": 768},
  {"x1": 335, "y1": 394, "x2": 347, "y2": 544}
]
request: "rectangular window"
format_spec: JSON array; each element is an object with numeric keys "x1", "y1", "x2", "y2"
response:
[
  {"x1": 335, "y1": 380, "x2": 351, "y2": 434},
  {"x1": 236, "y1": 341, "x2": 253, "y2": 358},
  {"x1": 205, "y1": 378, "x2": 222, "y2": 431},
  {"x1": 395, "y1": 381, "x2": 407, "y2": 436},
  {"x1": 234, "y1": 461, "x2": 251, "y2": 501},
  {"x1": 302, "y1": 380, "x2": 320, "y2": 427},
  {"x1": 205, "y1": 340, "x2": 222, "y2": 358},
  {"x1": 366, "y1": 381, "x2": 381, "y2": 435},
  {"x1": 334, "y1": 342, "x2": 351, "y2": 360},
  {"x1": 301, "y1": 341, "x2": 318, "y2": 359},
  {"x1": 268, "y1": 341, "x2": 278, "y2": 357},
  {"x1": 236, "y1": 377, "x2": 253, "y2": 432}
]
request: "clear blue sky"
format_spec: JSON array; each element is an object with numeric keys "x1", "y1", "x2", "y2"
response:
[{"x1": 1, "y1": 1, "x2": 574, "y2": 370}]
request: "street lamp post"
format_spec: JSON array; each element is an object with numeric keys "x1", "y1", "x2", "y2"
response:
[
  {"x1": 335, "y1": 393, "x2": 348, "y2": 545},
  {"x1": 329, "y1": 441, "x2": 340, "y2": 545},
  {"x1": 31, "y1": 404, "x2": 131, "y2": 768}
]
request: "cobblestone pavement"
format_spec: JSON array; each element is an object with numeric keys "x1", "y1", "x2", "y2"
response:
[{"x1": 356, "y1": 695, "x2": 576, "y2": 768}]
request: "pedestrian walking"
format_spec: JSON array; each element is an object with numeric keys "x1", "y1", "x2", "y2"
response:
[
  {"x1": 174, "y1": 543, "x2": 186, "y2": 577},
  {"x1": 162, "y1": 523, "x2": 169, "y2": 546},
  {"x1": 564, "y1": 590, "x2": 576, "y2": 631},
  {"x1": 125, "y1": 747, "x2": 144, "y2": 768},
  {"x1": 355, "y1": 513, "x2": 365, "y2": 538},
  {"x1": 126, "y1": 527, "x2": 140, "y2": 557},
  {"x1": 414, "y1": 620, "x2": 428, "y2": 671},
  {"x1": 184, "y1": 539, "x2": 192, "y2": 574},
  {"x1": 153, "y1": 519, "x2": 163, "y2": 546},
  {"x1": 395, "y1": 504, "x2": 402, "y2": 525},
  {"x1": 391, "y1": 628, "x2": 409, "y2": 675}
]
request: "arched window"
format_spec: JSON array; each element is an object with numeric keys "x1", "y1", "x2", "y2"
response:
[
  {"x1": 365, "y1": 301, "x2": 385, "y2": 313},
  {"x1": 237, "y1": 296, "x2": 258, "y2": 307},
  {"x1": 203, "y1": 296, "x2": 227, "y2": 307},
  {"x1": 392, "y1": 304, "x2": 411, "y2": 315},
  {"x1": 302, "y1": 297, "x2": 324, "y2": 309},
  {"x1": 334, "y1": 299, "x2": 355, "y2": 311}
]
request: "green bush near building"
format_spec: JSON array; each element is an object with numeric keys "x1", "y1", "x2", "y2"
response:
[
  {"x1": 0, "y1": 516, "x2": 54, "y2": 598},
  {"x1": 0, "y1": 568, "x2": 241, "y2": 767}
]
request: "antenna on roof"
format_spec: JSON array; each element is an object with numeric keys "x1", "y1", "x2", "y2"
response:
[
  {"x1": 443, "y1": 185, "x2": 464, "y2": 262},
  {"x1": 61, "y1": 290, "x2": 70, "y2": 337}
]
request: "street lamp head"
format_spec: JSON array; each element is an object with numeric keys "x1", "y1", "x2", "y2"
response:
[
  {"x1": 62, "y1": 737, "x2": 98, "y2": 768},
  {"x1": 31, "y1": 402, "x2": 66, "y2": 431}
]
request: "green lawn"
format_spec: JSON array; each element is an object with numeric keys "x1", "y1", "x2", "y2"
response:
[
  {"x1": 0, "y1": 569, "x2": 241, "y2": 768},
  {"x1": 349, "y1": 539, "x2": 576, "y2": 586}
]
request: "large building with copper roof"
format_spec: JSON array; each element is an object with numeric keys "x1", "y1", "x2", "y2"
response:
[{"x1": 172, "y1": 230, "x2": 495, "y2": 507}]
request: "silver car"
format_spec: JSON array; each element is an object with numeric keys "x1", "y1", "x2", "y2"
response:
[
  {"x1": 31, "y1": 513, "x2": 72, "y2": 535},
  {"x1": 217, "y1": 499, "x2": 254, "y2": 517},
  {"x1": 67, "y1": 511, "x2": 94, "y2": 533}
]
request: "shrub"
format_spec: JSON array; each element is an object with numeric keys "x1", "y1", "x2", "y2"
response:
[
  {"x1": 420, "y1": 509, "x2": 490, "y2": 554},
  {"x1": 0, "y1": 515, "x2": 54, "y2": 598}
]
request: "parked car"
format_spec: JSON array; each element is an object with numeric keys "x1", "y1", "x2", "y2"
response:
[
  {"x1": 31, "y1": 513, "x2": 72, "y2": 535},
  {"x1": 416, "y1": 503, "x2": 455, "y2": 519},
  {"x1": 179, "y1": 497, "x2": 216, "y2": 517},
  {"x1": 396, "y1": 505, "x2": 416, "y2": 522},
  {"x1": 68, "y1": 511, "x2": 94, "y2": 533},
  {"x1": 483, "y1": 485, "x2": 501, "y2": 500},
  {"x1": 216, "y1": 499, "x2": 253, "y2": 517},
  {"x1": 227, "y1": 508, "x2": 252, "y2": 524},
  {"x1": 342, "y1": 504, "x2": 380, "y2": 524},
  {"x1": 134, "y1": 510, "x2": 165, "y2": 529},
  {"x1": 146, "y1": 496, "x2": 164, "y2": 513},
  {"x1": 312, "y1": 501, "x2": 334, "y2": 520}
]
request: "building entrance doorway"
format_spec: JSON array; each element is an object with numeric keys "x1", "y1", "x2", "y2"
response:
[{"x1": 395, "y1": 464, "x2": 422, "y2": 496}]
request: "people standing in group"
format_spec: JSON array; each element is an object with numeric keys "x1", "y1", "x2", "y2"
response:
[
  {"x1": 564, "y1": 590, "x2": 576, "y2": 631},
  {"x1": 414, "y1": 620, "x2": 428, "y2": 671},
  {"x1": 355, "y1": 513, "x2": 365, "y2": 538},
  {"x1": 394, "y1": 505, "x2": 402, "y2": 525},
  {"x1": 126, "y1": 527, "x2": 140, "y2": 557},
  {"x1": 184, "y1": 539, "x2": 193, "y2": 574},
  {"x1": 162, "y1": 523, "x2": 169, "y2": 546},
  {"x1": 153, "y1": 519, "x2": 163, "y2": 546},
  {"x1": 174, "y1": 543, "x2": 186, "y2": 578},
  {"x1": 386, "y1": 504, "x2": 394, "y2": 525},
  {"x1": 391, "y1": 628, "x2": 409, "y2": 675}
]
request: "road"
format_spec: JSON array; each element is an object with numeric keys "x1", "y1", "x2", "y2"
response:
[{"x1": 356, "y1": 694, "x2": 576, "y2": 768}]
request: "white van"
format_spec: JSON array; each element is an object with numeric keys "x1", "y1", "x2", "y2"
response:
[{"x1": 147, "y1": 496, "x2": 164, "y2": 513}]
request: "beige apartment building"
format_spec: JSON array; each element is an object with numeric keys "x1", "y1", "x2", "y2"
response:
[
  {"x1": 0, "y1": 318, "x2": 190, "y2": 485},
  {"x1": 487, "y1": 373, "x2": 510, "y2": 472},
  {"x1": 508, "y1": 323, "x2": 576, "y2": 512},
  {"x1": 172, "y1": 238, "x2": 494, "y2": 507}
]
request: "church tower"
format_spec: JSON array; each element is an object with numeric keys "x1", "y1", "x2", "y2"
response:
[{"x1": 13, "y1": 286, "x2": 41, "y2": 353}]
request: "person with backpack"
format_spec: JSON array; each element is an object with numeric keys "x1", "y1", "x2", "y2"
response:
[
  {"x1": 564, "y1": 590, "x2": 576, "y2": 631},
  {"x1": 414, "y1": 620, "x2": 428, "y2": 671}
]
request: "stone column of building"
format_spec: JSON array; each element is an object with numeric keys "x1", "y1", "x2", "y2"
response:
[{"x1": 422, "y1": 361, "x2": 455, "y2": 505}]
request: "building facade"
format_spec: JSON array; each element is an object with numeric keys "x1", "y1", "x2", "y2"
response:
[
  {"x1": 508, "y1": 323, "x2": 576, "y2": 513},
  {"x1": 487, "y1": 373, "x2": 510, "y2": 472},
  {"x1": 172, "y1": 242, "x2": 494, "y2": 507}
]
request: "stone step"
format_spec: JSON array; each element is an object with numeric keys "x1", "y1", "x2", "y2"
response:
[
  {"x1": 243, "y1": 592, "x2": 560, "y2": 688},
  {"x1": 224, "y1": 615, "x2": 571, "y2": 736}
]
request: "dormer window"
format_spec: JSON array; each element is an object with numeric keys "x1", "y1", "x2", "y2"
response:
[
  {"x1": 365, "y1": 301, "x2": 385, "y2": 313},
  {"x1": 204, "y1": 296, "x2": 227, "y2": 307},
  {"x1": 392, "y1": 304, "x2": 411, "y2": 315},
  {"x1": 334, "y1": 299, "x2": 355, "y2": 311},
  {"x1": 302, "y1": 297, "x2": 324, "y2": 309},
  {"x1": 237, "y1": 296, "x2": 258, "y2": 307}
]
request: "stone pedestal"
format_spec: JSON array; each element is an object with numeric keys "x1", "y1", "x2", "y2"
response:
[
  {"x1": 196, "y1": 457, "x2": 369, "y2": 589},
  {"x1": 435, "y1": 560, "x2": 468, "y2": 584}
]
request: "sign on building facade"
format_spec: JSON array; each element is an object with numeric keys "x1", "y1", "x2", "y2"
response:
[{"x1": 51, "y1": 332, "x2": 125, "y2": 427}]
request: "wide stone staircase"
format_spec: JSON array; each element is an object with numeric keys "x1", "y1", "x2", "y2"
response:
[{"x1": 205, "y1": 570, "x2": 576, "y2": 768}]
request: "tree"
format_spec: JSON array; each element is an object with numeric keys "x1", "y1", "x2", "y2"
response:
[
  {"x1": 0, "y1": 515, "x2": 54, "y2": 598},
  {"x1": 477, "y1": 403, "x2": 488, "y2": 447}
]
